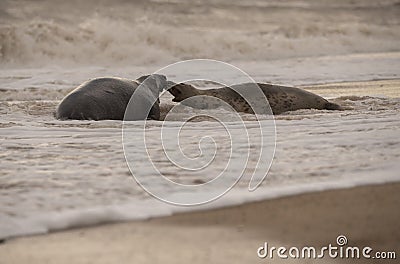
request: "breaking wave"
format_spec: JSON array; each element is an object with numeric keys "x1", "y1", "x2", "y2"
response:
[{"x1": 1, "y1": 0, "x2": 399, "y2": 66}]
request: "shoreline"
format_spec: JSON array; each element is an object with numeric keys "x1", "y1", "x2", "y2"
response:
[{"x1": 1, "y1": 182, "x2": 399, "y2": 263}]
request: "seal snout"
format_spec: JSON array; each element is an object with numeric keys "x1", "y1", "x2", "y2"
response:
[
  {"x1": 166, "y1": 83, "x2": 198, "y2": 102},
  {"x1": 137, "y1": 74, "x2": 167, "y2": 93},
  {"x1": 166, "y1": 81, "x2": 180, "y2": 100},
  {"x1": 167, "y1": 85, "x2": 182, "y2": 101}
]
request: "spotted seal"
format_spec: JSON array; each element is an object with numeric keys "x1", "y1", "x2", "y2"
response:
[
  {"x1": 167, "y1": 82, "x2": 341, "y2": 115},
  {"x1": 56, "y1": 74, "x2": 167, "y2": 120}
]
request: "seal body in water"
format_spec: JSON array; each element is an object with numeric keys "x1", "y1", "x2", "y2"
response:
[
  {"x1": 56, "y1": 74, "x2": 167, "y2": 120},
  {"x1": 167, "y1": 82, "x2": 341, "y2": 115}
]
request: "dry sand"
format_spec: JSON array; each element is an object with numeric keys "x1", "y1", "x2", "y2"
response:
[{"x1": 1, "y1": 182, "x2": 399, "y2": 264}]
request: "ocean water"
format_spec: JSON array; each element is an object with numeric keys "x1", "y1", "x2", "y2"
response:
[{"x1": 1, "y1": 0, "x2": 400, "y2": 239}]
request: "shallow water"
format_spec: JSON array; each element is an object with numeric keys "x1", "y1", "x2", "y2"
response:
[
  {"x1": 1, "y1": 58, "x2": 399, "y2": 239},
  {"x1": 1, "y1": 0, "x2": 400, "y2": 239}
]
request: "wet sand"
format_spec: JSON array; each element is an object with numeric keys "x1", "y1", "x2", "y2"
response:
[
  {"x1": 1, "y1": 182, "x2": 399, "y2": 264},
  {"x1": 302, "y1": 79, "x2": 400, "y2": 98}
]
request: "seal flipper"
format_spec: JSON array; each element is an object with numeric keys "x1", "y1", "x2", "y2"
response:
[{"x1": 324, "y1": 101, "x2": 342, "y2": 111}]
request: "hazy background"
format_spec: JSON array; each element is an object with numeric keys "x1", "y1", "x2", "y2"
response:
[{"x1": 1, "y1": 0, "x2": 399, "y2": 66}]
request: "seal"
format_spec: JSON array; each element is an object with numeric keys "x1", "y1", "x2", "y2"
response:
[
  {"x1": 167, "y1": 82, "x2": 342, "y2": 115},
  {"x1": 56, "y1": 74, "x2": 167, "y2": 120}
]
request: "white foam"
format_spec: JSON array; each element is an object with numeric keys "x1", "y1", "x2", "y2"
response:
[
  {"x1": 1, "y1": 0, "x2": 400, "y2": 241},
  {"x1": 1, "y1": 169, "x2": 399, "y2": 240},
  {"x1": 1, "y1": 99, "x2": 400, "y2": 239},
  {"x1": 1, "y1": 0, "x2": 399, "y2": 66}
]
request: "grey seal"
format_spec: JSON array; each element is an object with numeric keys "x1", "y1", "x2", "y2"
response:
[
  {"x1": 56, "y1": 74, "x2": 167, "y2": 120},
  {"x1": 167, "y1": 82, "x2": 341, "y2": 115}
]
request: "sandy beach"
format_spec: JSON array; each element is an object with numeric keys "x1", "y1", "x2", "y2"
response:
[{"x1": 1, "y1": 182, "x2": 399, "y2": 264}]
